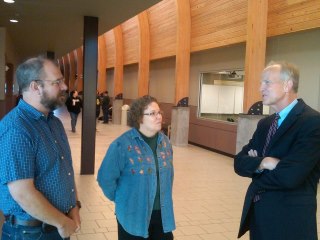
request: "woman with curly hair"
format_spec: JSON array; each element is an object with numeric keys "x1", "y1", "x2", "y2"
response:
[{"x1": 97, "y1": 95, "x2": 175, "y2": 240}]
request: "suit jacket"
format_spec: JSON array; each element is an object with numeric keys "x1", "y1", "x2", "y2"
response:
[{"x1": 234, "y1": 99, "x2": 320, "y2": 240}]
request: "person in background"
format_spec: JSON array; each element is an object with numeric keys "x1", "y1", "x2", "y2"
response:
[
  {"x1": 96, "y1": 90, "x2": 101, "y2": 120},
  {"x1": 234, "y1": 61, "x2": 320, "y2": 240},
  {"x1": 65, "y1": 90, "x2": 82, "y2": 132},
  {"x1": 101, "y1": 91, "x2": 110, "y2": 124},
  {"x1": 97, "y1": 95, "x2": 175, "y2": 240},
  {"x1": 0, "y1": 57, "x2": 81, "y2": 240}
]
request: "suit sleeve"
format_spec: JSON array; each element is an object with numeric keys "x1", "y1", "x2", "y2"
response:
[
  {"x1": 234, "y1": 120, "x2": 265, "y2": 178},
  {"x1": 253, "y1": 115, "x2": 320, "y2": 190}
]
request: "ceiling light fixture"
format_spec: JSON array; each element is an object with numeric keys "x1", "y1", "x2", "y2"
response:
[
  {"x1": 4, "y1": 0, "x2": 15, "y2": 3},
  {"x1": 10, "y1": 19, "x2": 18, "y2": 23}
]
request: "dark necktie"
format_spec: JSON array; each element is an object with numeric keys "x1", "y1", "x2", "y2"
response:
[{"x1": 262, "y1": 113, "x2": 280, "y2": 157}]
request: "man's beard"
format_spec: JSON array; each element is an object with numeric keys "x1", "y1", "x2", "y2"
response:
[{"x1": 40, "y1": 90, "x2": 67, "y2": 111}]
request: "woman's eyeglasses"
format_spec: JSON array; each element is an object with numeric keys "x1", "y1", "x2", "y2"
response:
[{"x1": 143, "y1": 111, "x2": 163, "y2": 117}]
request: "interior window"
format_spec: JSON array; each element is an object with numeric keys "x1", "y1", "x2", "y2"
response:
[{"x1": 198, "y1": 70, "x2": 244, "y2": 123}]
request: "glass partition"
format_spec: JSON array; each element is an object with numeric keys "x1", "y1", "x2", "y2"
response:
[{"x1": 198, "y1": 70, "x2": 245, "y2": 123}]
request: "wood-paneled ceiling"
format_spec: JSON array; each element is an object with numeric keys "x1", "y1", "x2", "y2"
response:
[{"x1": 0, "y1": 0, "x2": 162, "y2": 61}]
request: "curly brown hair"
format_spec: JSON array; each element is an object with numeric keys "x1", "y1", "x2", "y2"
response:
[{"x1": 128, "y1": 95, "x2": 158, "y2": 129}]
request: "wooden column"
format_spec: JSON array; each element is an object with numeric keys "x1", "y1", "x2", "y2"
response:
[
  {"x1": 137, "y1": 11, "x2": 150, "y2": 97},
  {"x1": 62, "y1": 55, "x2": 70, "y2": 88},
  {"x1": 170, "y1": 0, "x2": 191, "y2": 147},
  {"x1": 75, "y1": 48, "x2": 84, "y2": 92},
  {"x1": 243, "y1": 0, "x2": 268, "y2": 112},
  {"x1": 98, "y1": 34, "x2": 107, "y2": 92},
  {"x1": 81, "y1": 16, "x2": 98, "y2": 175},
  {"x1": 112, "y1": 26, "x2": 124, "y2": 124},
  {"x1": 113, "y1": 26, "x2": 124, "y2": 98},
  {"x1": 68, "y1": 51, "x2": 76, "y2": 90},
  {"x1": 174, "y1": 0, "x2": 191, "y2": 106}
]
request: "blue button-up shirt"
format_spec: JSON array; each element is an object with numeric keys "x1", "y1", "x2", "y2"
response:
[
  {"x1": 0, "y1": 100, "x2": 77, "y2": 220},
  {"x1": 278, "y1": 98, "x2": 298, "y2": 127},
  {"x1": 97, "y1": 128, "x2": 175, "y2": 238}
]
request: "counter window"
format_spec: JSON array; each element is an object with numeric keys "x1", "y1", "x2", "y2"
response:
[{"x1": 198, "y1": 70, "x2": 245, "y2": 123}]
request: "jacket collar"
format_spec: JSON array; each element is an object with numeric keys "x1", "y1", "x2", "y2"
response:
[{"x1": 270, "y1": 98, "x2": 305, "y2": 145}]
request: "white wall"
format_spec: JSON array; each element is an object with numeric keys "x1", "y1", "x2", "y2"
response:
[{"x1": 200, "y1": 84, "x2": 244, "y2": 114}]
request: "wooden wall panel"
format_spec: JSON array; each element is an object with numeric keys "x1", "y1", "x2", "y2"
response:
[
  {"x1": 122, "y1": 16, "x2": 139, "y2": 65},
  {"x1": 73, "y1": 0, "x2": 320, "y2": 69},
  {"x1": 267, "y1": 0, "x2": 320, "y2": 37},
  {"x1": 190, "y1": 0, "x2": 248, "y2": 52},
  {"x1": 105, "y1": 31, "x2": 115, "y2": 67},
  {"x1": 148, "y1": 0, "x2": 177, "y2": 60},
  {"x1": 64, "y1": 0, "x2": 320, "y2": 70}
]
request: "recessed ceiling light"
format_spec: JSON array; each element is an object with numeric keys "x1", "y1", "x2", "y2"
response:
[
  {"x1": 10, "y1": 19, "x2": 18, "y2": 23},
  {"x1": 4, "y1": 0, "x2": 15, "y2": 3}
]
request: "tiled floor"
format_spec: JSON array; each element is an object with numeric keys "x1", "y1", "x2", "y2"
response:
[{"x1": 55, "y1": 107, "x2": 320, "y2": 240}]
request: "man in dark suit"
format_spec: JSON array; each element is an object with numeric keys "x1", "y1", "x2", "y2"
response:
[{"x1": 234, "y1": 61, "x2": 320, "y2": 240}]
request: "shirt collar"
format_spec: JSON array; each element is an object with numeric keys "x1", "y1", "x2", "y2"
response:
[
  {"x1": 18, "y1": 99, "x2": 54, "y2": 120},
  {"x1": 131, "y1": 128, "x2": 163, "y2": 141},
  {"x1": 278, "y1": 98, "x2": 298, "y2": 127}
]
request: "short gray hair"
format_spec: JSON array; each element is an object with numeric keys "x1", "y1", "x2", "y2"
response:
[{"x1": 265, "y1": 61, "x2": 299, "y2": 92}]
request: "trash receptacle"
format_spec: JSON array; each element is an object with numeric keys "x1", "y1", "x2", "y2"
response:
[{"x1": 121, "y1": 104, "x2": 130, "y2": 126}]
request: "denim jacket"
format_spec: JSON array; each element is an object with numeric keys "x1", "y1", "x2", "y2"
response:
[{"x1": 97, "y1": 128, "x2": 175, "y2": 238}]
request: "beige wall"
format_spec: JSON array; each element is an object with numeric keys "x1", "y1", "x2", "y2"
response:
[
  {"x1": 149, "y1": 57, "x2": 176, "y2": 104},
  {"x1": 5, "y1": 28, "x2": 20, "y2": 94},
  {"x1": 266, "y1": 28, "x2": 320, "y2": 111},
  {"x1": 106, "y1": 68, "x2": 115, "y2": 98},
  {"x1": 189, "y1": 43, "x2": 246, "y2": 107},
  {"x1": 123, "y1": 64, "x2": 138, "y2": 99},
  {"x1": 5, "y1": 29, "x2": 20, "y2": 67},
  {"x1": 132, "y1": 28, "x2": 320, "y2": 155}
]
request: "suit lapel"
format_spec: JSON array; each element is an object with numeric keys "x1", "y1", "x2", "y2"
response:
[{"x1": 268, "y1": 99, "x2": 305, "y2": 148}]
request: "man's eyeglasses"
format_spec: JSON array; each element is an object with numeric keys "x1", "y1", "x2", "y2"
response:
[
  {"x1": 34, "y1": 78, "x2": 65, "y2": 86},
  {"x1": 143, "y1": 111, "x2": 163, "y2": 117},
  {"x1": 260, "y1": 79, "x2": 286, "y2": 86}
]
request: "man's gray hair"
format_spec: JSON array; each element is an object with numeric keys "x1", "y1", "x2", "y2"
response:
[
  {"x1": 266, "y1": 61, "x2": 299, "y2": 93},
  {"x1": 16, "y1": 57, "x2": 57, "y2": 92}
]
